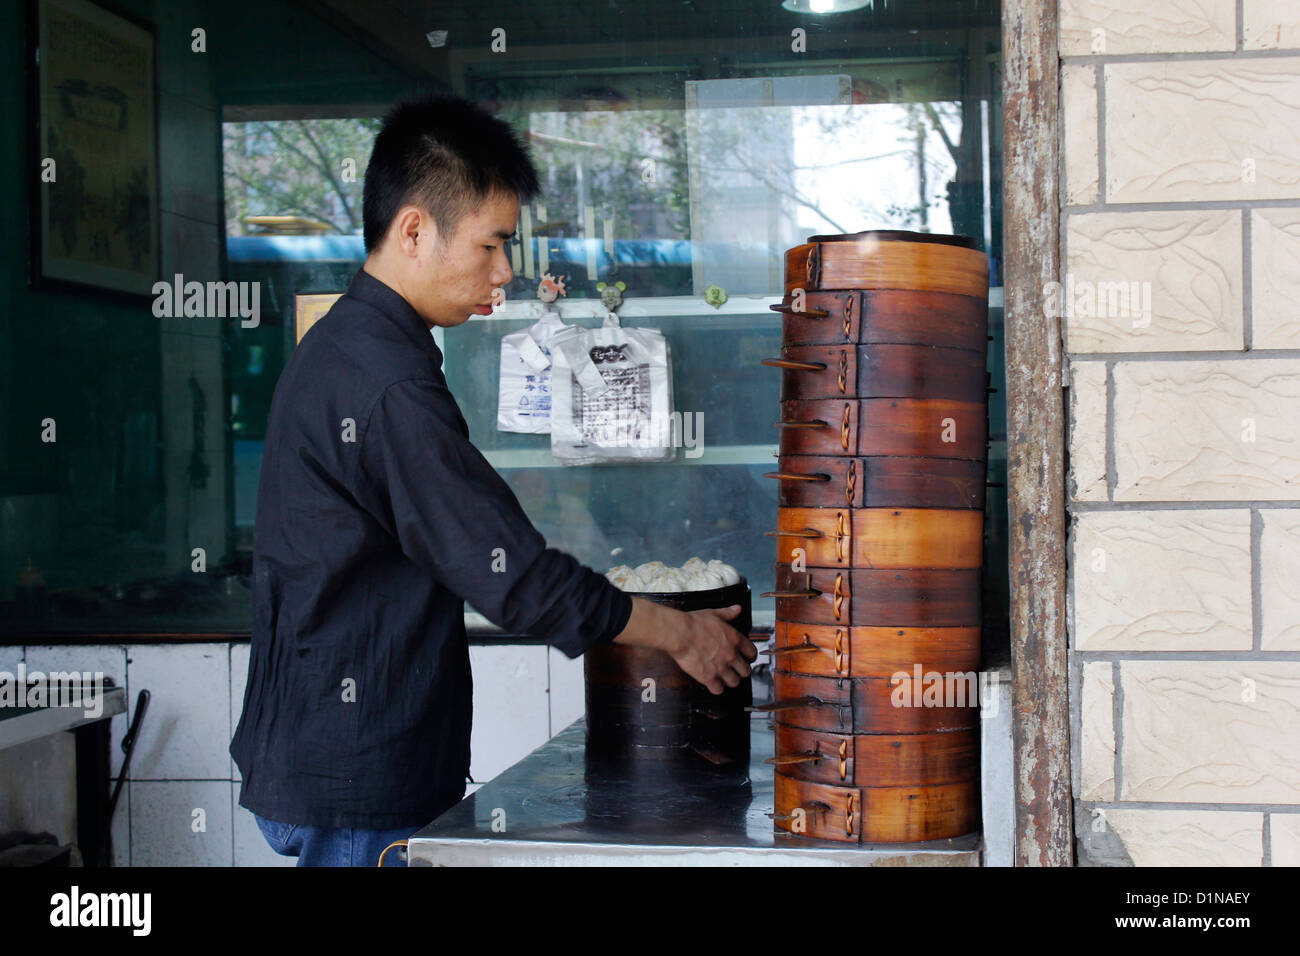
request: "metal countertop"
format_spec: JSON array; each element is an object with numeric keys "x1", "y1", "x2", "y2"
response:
[
  {"x1": 407, "y1": 717, "x2": 982, "y2": 866},
  {"x1": 0, "y1": 685, "x2": 127, "y2": 751}
]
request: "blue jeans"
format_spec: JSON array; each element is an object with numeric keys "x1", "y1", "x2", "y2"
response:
[{"x1": 255, "y1": 814, "x2": 418, "y2": 867}]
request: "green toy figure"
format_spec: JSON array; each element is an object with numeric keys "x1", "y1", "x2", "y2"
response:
[{"x1": 596, "y1": 279, "x2": 627, "y2": 313}]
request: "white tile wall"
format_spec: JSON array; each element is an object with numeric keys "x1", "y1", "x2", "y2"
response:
[
  {"x1": 1121, "y1": 661, "x2": 1300, "y2": 804},
  {"x1": 129, "y1": 780, "x2": 233, "y2": 867},
  {"x1": 468, "y1": 645, "x2": 550, "y2": 783},
  {"x1": 129, "y1": 780, "x2": 233, "y2": 868},
  {"x1": 1104, "y1": 59, "x2": 1300, "y2": 204},
  {"x1": 1072, "y1": 510, "x2": 1252, "y2": 650},
  {"x1": 110, "y1": 780, "x2": 131, "y2": 867},
  {"x1": 1059, "y1": 0, "x2": 1236, "y2": 55},
  {"x1": 127, "y1": 643, "x2": 230, "y2": 780},
  {"x1": 0, "y1": 645, "x2": 22, "y2": 673},
  {"x1": 1251, "y1": 208, "x2": 1300, "y2": 350},
  {"x1": 3, "y1": 639, "x2": 732, "y2": 865},
  {"x1": 548, "y1": 645, "x2": 586, "y2": 735},
  {"x1": 26, "y1": 644, "x2": 130, "y2": 778},
  {"x1": 1244, "y1": 0, "x2": 1300, "y2": 50},
  {"x1": 1273, "y1": 813, "x2": 1300, "y2": 865},
  {"x1": 1103, "y1": 809, "x2": 1263, "y2": 866}
]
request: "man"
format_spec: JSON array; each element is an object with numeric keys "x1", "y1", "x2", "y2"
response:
[{"x1": 230, "y1": 94, "x2": 755, "y2": 867}]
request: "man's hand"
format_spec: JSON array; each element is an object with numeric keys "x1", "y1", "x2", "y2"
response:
[{"x1": 612, "y1": 597, "x2": 757, "y2": 695}]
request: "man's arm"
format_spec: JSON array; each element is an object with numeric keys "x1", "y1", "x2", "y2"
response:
[
  {"x1": 355, "y1": 377, "x2": 627, "y2": 655},
  {"x1": 352, "y1": 377, "x2": 755, "y2": 692}
]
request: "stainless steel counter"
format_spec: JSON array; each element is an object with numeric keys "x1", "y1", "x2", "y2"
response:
[
  {"x1": 0, "y1": 685, "x2": 126, "y2": 750},
  {"x1": 408, "y1": 717, "x2": 983, "y2": 866}
]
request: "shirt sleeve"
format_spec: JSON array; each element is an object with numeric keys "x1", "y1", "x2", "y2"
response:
[{"x1": 354, "y1": 377, "x2": 632, "y2": 658}]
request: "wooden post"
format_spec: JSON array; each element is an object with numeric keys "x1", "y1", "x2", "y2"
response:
[{"x1": 1001, "y1": 0, "x2": 1073, "y2": 865}]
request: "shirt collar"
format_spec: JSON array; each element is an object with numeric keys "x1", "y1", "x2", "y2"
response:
[{"x1": 346, "y1": 267, "x2": 441, "y2": 356}]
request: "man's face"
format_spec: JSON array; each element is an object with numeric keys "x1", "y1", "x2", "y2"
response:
[{"x1": 405, "y1": 190, "x2": 519, "y2": 328}]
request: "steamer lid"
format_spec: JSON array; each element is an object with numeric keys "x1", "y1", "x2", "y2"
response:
[{"x1": 806, "y1": 229, "x2": 979, "y2": 249}]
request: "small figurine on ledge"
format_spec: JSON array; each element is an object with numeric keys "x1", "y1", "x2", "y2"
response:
[
  {"x1": 596, "y1": 279, "x2": 627, "y2": 317},
  {"x1": 537, "y1": 272, "x2": 567, "y2": 311}
]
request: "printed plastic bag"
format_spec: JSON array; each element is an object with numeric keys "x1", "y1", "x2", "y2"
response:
[
  {"x1": 550, "y1": 312, "x2": 675, "y2": 465},
  {"x1": 496, "y1": 310, "x2": 569, "y2": 433}
]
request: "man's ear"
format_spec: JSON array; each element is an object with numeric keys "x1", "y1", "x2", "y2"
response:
[{"x1": 389, "y1": 205, "x2": 431, "y2": 256}]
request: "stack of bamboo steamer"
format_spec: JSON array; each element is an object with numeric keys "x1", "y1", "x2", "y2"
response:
[{"x1": 759, "y1": 229, "x2": 989, "y2": 843}]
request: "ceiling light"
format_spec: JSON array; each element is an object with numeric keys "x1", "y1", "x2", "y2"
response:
[{"x1": 782, "y1": 0, "x2": 876, "y2": 13}]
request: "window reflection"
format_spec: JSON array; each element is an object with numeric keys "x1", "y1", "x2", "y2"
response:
[{"x1": 1, "y1": 0, "x2": 1003, "y2": 645}]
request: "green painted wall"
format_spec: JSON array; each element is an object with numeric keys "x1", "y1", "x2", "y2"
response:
[{"x1": 0, "y1": 0, "x2": 424, "y2": 603}]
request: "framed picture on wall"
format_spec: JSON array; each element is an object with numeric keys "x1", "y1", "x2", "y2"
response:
[
  {"x1": 31, "y1": 0, "x2": 160, "y2": 297},
  {"x1": 294, "y1": 292, "x2": 342, "y2": 344}
]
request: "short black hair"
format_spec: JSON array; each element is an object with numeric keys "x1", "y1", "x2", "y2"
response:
[{"x1": 362, "y1": 94, "x2": 540, "y2": 252}]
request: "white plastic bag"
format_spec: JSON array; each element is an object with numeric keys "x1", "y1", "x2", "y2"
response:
[
  {"x1": 550, "y1": 312, "x2": 675, "y2": 465},
  {"x1": 496, "y1": 310, "x2": 569, "y2": 433}
]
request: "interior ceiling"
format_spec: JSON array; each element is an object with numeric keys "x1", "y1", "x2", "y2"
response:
[
  {"x1": 309, "y1": 0, "x2": 999, "y2": 82},
  {"x1": 351, "y1": 0, "x2": 995, "y2": 41}
]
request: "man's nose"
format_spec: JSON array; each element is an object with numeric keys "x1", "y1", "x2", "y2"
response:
[{"x1": 492, "y1": 246, "x2": 513, "y2": 287}]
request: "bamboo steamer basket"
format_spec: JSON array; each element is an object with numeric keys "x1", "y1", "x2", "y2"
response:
[
  {"x1": 759, "y1": 666, "x2": 979, "y2": 735},
  {"x1": 773, "y1": 771, "x2": 980, "y2": 843},
  {"x1": 772, "y1": 722, "x2": 978, "y2": 788},
  {"x1": 763, "y1": 229, "x2": 988, "y2": 843},
  {"x1": 766, "y1": 455, "x2": 985, "y2": 510},
  {"x1": 584, "y1": 579, "x2": 752, "y2": 769}
]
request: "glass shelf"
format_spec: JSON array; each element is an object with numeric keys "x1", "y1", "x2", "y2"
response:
[
  {"x1": 458, "y1": 293, "x2": 786, "y2": 325},
  {"x1": 485, "y1": 443, "x2": 780, "y2": 470}
]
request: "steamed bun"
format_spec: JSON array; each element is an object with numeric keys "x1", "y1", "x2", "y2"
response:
[
  {"x1": 606, "y1": 556, "x2": 739, "y2": 593},
  {"x1": 706, "y1": 559, "x2": 741, "y2": 586}
]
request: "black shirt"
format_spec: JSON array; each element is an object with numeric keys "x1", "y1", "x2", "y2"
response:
[{"x1": 230, "y1": 268, "x2": 633, "y2": 829}]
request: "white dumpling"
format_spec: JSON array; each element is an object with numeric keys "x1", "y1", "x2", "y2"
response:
[
  {"x1": 605, "y1": 566, "x2": 636, "y2": 589},
  {"x1": 613, "y1": 558, "x2": 737, "y2": 592},
  {"x1": 692, "y1": 569, "x2": 725, "y2": 591},
  {"x1": 706, "y1": 560, "x2": 740, "y2": 586},
  {"x1": 651, "y1": 569, "x2": 687, "y2": 592}
]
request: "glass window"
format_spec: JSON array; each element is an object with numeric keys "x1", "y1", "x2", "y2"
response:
[
  {"x1": 3, "y1": 0, "x2": 1003, "y2": 649},
  {"x1": 453, "y1": 41, "x2": 1003, "y2": 632}
]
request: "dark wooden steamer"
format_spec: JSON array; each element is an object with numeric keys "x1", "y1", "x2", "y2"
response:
[
  {"x1": 584, "y1": 580, "x2": 752, "y2": 771},
  {"x1": 760, "y1": 230, "x2": 988, "y2": 844}
]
